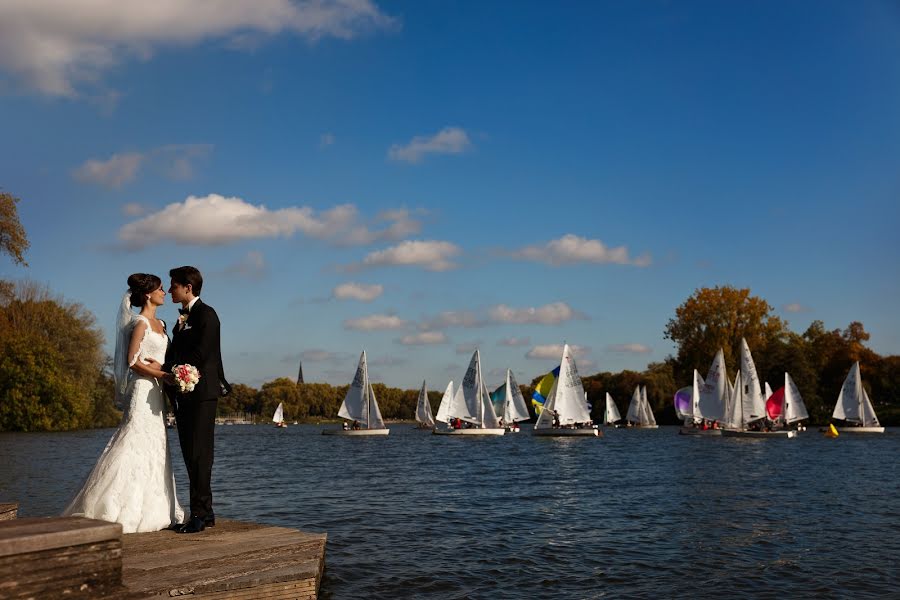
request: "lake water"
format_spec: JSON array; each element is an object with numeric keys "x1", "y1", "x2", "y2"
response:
[{"x1": 2, "y1": 425, "x2": 899, "y2": 599}]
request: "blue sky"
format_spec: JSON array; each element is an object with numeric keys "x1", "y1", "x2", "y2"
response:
[{"x1": 1, "y1": 0, "x2": 899, "y2": 389}]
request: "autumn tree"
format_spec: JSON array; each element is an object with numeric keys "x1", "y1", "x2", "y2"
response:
[
  {"x1": 1, "y1": 191, "x2": 29, "y2": 266},
  {"x1": 664, "y1": 286, "x2": 788, "y2": 384}
]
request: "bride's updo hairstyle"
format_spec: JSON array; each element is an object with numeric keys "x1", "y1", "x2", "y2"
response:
[{"x1": 127, "y1": 273, "x2": 162, "y2": 307}]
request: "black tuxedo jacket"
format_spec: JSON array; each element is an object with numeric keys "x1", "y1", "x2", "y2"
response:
[{"x1": 164, "y1": 299, "x2": 231, "y2": 401}]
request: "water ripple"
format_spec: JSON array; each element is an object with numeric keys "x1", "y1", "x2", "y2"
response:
[{"x1": 2, "y1": 425, "x2": 899, "y2": 598}]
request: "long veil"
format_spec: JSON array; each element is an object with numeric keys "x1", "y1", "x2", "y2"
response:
[{"x1": 113, "y1": 292, "x2": 135, "y2": 407}]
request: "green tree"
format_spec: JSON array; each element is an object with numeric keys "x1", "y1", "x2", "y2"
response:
[{"x1": 0, "y1": 282, "x2": 109, "y2": 431}]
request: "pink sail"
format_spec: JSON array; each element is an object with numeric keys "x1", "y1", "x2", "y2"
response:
[{"x1": 766, "y1": 386, "x2": 785, "y2": 419}]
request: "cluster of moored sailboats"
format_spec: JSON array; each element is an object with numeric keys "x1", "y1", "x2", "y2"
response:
[{"x1": 270, "y1": 338, "x2": 884, "y2": 437}]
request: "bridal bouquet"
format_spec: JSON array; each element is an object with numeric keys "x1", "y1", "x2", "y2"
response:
[{"x1": 172, "y1": 364, "x2": 201, "y2": 393}]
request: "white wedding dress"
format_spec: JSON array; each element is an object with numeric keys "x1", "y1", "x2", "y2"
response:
[{"x1": 63, "y1": 315, "x2": 185, "y2": 532}]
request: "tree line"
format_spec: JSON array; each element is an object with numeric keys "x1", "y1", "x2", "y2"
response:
[{"x1": 1, "y1": 192, "x2": 898, "y2": 430}]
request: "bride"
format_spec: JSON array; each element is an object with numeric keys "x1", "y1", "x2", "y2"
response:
[{"x1": 63, "y1": 273, "x2": 184, "y2": 532}]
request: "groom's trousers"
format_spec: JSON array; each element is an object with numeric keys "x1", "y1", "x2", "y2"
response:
[{"x1": 175, "y1": 397, "x2": 218, "y2": 520}]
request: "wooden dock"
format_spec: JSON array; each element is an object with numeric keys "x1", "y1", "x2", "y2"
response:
[
  {"x1": 0, "y1": 513, "x2": 326, "y2": 600},
  {"x1": 122, "y1": 519, "x2": 326, "y2": 599}
]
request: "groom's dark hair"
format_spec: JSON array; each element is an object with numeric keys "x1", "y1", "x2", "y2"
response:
[{"x1": 170, "y1": 266, "x2": 203, "y2": 295}]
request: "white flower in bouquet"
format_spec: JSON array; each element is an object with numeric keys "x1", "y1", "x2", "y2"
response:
[{"x1": 172, "y1": 364, "x2": 201, "y2": 393}]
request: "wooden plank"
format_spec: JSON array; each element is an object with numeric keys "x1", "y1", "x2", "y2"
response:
[
  {"x1": 0, "y1": 539, "x2": 124, "y2": 599},
  {"x1": 0, "y1": 517, "x2": 121, "y2": 558},
  {"x1": 122, "y1": 519, "x2": 326, "y2": 599},
  {"x1": 0, "y1": 504, "x2": 17, "y2": 521}
]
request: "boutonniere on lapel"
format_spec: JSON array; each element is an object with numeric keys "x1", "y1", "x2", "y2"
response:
[{"x1": 178, "y1": 308, "x2": 191, "y2": 331}]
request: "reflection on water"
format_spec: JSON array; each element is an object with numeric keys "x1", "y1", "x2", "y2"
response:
[{"x1": 1, "y1": 425, "x2": 899, "y2": 599}]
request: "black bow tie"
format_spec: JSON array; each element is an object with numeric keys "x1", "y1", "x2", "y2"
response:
[{"x1": 179, "y1": 308, "x2": 190, "y2": 316}]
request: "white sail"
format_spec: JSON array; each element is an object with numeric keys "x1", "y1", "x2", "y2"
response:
[
  {"x1": 504, "y1": 370, "x2": 531, "y2": 424},
  {"x1": 723, "y1": 371, "x2": 744, "y2": 430},
  {"x1": 368, "y1": 383, "x2": 385, "y2": 429},
  {"x1": 480, "y1": 377, "x2": 502, "y2": 429},
  {"x1": 272, "y1": 402, "x2": 284, "y2": 423},
  {"x1": 739, "y1": 339, "x2": 766, "y2": 423},
  {"x1": 626, "y1": 386, "x2": 642, "y2": 424},
  {"x1": 338, "y1": 351, "x2": 368, "y2": 425},
  {"x1": 461, "y1": 350, "x2": 484, "y2": 423},
  {"x1": 691, "y1": 370, "x2": 704, "y2": 421},
  {"x1": 641, "y1": 386, "x2": 657, "y2": 426},
  {"x1": 698, "y1": 349, "x2": 726, "y2": 421},
  {"x1": 783, "y1": 373, "x2": 808, "y2": 424},
  {"x1": 449, "y1": 380, "x2": 476, "y2": 423},
  {"x1": 765, "y1": 381, "x2": 773, "y2": 401},
  {"x1": 435, "y1": 381, "x2": 453, "y2": 424},
  {"x1": 415, "y1": 380, "x2": 435, "y2": 427},
  {"x1": 337, "y1": 351, "x2": 385, "y2": 429},
  {"x1": 832, "y1": 362, "x2": 879, "y2": 426},
  {"x1": 559, "y1": 346, "x2": 592, "y2": 424},
  {"x1": 604, "y1": 392, "x2": 621, "y2": 424},
  {"x1": 861, "y1": 388, "x2": 880, "y2": 427}
]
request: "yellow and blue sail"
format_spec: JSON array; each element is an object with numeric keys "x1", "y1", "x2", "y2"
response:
[{"x1": 531, "y1": 366, "x2": 560, "y2": 415}]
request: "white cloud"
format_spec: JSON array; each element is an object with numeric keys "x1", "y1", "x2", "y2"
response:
[
  {"x1": 526, "y1": 344, "x2": 591, "y2": 360},
  {"x1": 419, "y1": 310, "x2": 483, "y2": 330},
  {"x1": 222, "y1": 250, "x2": 267, "y2": 281},
  {"x1": 121, "y1": 202, "x2": 147, "y2": 217},
  {"x1": 607, "y1": 343, "x2": 652, "y2": 354},
  {"x1": 783, "y1": 303, "x2": 811, "y2": 313},
  {"x1": 388, "y1": 127, "x2": 472, "y2": 163},
  {"x1": 510, "y1": 234, "x2": 651, "y2": 267},
  {"x1": 333, "y1": 282, "x2": 384, "y2": 302},
  {"x1": 356, "y1": 240, "x2": 461, "y2": 271},
  {"x1": 455, "y1": 341, "x2": 481, "y2": 355},
  {"x1": 0, "y1": 0, "x2": 396, "y2": 97},
  {"x1": 118, "y1": 194, "x2": 420, "y2": 249},
  {"x1": 74, "y1": 144, "x2": 212, "y2": 188},
  {"x1": 398, "y1": 331, "x2": 447, "y2": 345},
  {"x1": 343, "y1": 314, "x2": 407, "y2": 331},
  {"x1": 498, "y1": 337, "x2": 530, "y2": 347},
  {"x1": 299, "y1": 349, "x2": 340, "y2": 362},
  {"x1": 73, "y1": 153, "x2": 143, "y2": 188},
  {"x1": 488, "y1": 302, "x2": 585, "y2": 325}
]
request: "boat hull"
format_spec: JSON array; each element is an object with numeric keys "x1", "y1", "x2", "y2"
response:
[
  {"x1": 532, "y1": 428, "x2": 600, "y2": 437},
  {"x1": 626, "y1": 424, "x2": 659, "y2": 429},
  {"x1": 678, "y1": 427, "x2": 722, "y2": 436},
  {"x1": 433, "y1": 428, "x2": 506, "y2": 436},
  {"x1": 322, "y1": 429, "x2": 390, "y2": 436},
  {"x1": 834, "y1": 426, "x2": 885, "y2": 434},
  {"x1": 721, "y1": 429, "x2": 798, "y2": 438}
]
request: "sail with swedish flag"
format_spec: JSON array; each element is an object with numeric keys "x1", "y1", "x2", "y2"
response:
[{"x1": 531, "y1": 366, "x2": 560, "y2": 415}]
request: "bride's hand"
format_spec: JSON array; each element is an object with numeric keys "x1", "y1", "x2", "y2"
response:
[{"x1": 144, "y1": 358, "x2": 162, "y2": 370}]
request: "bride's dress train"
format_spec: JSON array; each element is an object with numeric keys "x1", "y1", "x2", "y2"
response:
[{"x1": 64, "y1": 315, "x2": 184, "y2": 532}]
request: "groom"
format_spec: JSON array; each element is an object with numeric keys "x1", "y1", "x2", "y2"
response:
[{"x1": 162, "y1": 266, "x2": 231, "y2": 534}]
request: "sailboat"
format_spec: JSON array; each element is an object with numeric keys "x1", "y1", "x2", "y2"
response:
[
  {"x1": 532, "y1": 344, "x2": 599, "y2": 437},
  {"x1": 433, "y1": 350, "x2": 505, "y2": 435},
  {"x1": 832, "y1": 362, "x2": 884, "y2": 433},
  {"x1": 678, "y1": 369, "x2": 722, "y2": 435},
  {"x1": 272, "y1": 402, "x2": 287, "y2": 428},
  {"x1": 434, "y1": 380, "x2": 453, "y2": 427},
  {"x1": 626, "y1": 386, "x2": 658, "y2": 428},
  {"x1": 490, "y1": 369, "x2": 531, "y2": 432},
  {"x1": 322, "y1": 351, "x2": 390, "y2": 436},
  {"x1": 414, "y1": 380, "x2": 436, "y2": 429},
  {"x1": 721, "y1": 371, "x2": 797, "y2": 438},
  {"x1": 603, "y1": 393, "x2": 622, "y2": 427}
]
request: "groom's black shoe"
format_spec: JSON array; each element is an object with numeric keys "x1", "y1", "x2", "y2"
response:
[
  {"x1": 177, "y1": 516, "x2": 206, "y2": 534},
  {"x1": 203, "y1": 514, "x2": 215, "y2": 527}
]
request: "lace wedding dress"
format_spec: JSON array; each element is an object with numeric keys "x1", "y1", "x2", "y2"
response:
[{"x1": 64, "y1": 315, "x2": 185, "y2": 532}]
